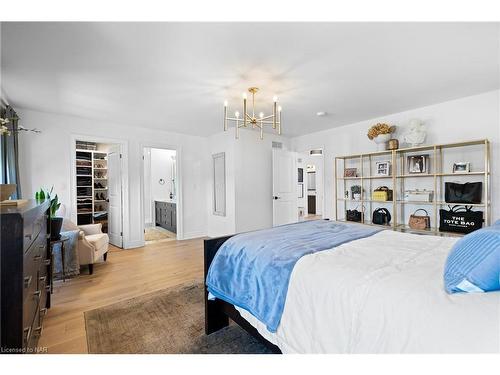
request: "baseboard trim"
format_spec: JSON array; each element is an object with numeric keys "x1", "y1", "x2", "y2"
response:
[
  {"x1": 123, "y1": 240, "x2": 145, "y2": 249},
  {"x1": 181, "y1": 231, "x2": 207, "y2": 240}
]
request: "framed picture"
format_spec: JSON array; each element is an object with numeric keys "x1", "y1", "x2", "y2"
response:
[
  {"x1": 452, "y1": 162, "x2": 470, "y2": 173},
  {"x1": 375, "y1": 161, "x2": 391, "y2": 176},
  {"x1": 344, "y1": 168, "x2": 357, "y2": 177},
  {"x1": 407, "y1": 154, "x2": 429, "y2": 174}
]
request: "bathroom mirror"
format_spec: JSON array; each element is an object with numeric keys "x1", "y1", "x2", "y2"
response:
[{"x1": 212, "y1": 152, "x2": 226, "y2": 216}]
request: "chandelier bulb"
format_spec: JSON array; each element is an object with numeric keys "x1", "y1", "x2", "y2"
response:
[
  {"x1": 224, "y1": 100, "x2": 228, "y2": 107},
  {"x1": 273, "y1": 95, "x2": 278, "y2": 102},
  {"x1": 259, "y1": 112, "x2": 264, "y2": 119},
  {"x1": 235, "y1": 111, "x2": 240, "y2": 118},
  {"x1": 278, "y1": 106, "x2": 282, "y2": 112},
  {"x1": 242, "y1": 93, "x2": 247, "y2": 100}
]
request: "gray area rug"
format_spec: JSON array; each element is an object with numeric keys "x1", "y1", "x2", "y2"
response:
[{"x1": 84, "y1": 282, "x2": 274, "y2": 354}]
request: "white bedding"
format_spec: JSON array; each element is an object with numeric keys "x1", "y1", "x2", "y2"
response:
[{"x1": 235, "y1": 230, "x2": 500, "y2": 353}]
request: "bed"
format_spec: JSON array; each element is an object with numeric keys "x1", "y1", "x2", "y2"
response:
[{"x1": 204, "y1": 220, "x2": 500, "y2": 354}]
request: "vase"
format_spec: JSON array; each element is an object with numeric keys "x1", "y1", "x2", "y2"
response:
[
  {"x1": 50, "y1": 217, "x2": 63, "y2": 240},
  {"x1": 373, "y1": 134, "x2": 391, "y2": 151}
]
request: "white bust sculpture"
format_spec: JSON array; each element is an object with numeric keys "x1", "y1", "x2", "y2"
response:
[{"x1": 404, "y1": 119, "x2": 426, "y2": 147}]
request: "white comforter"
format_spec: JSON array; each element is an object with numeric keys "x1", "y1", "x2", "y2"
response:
[{"x1": 236, "y1": 230, "x2": 500, "y2": 353}]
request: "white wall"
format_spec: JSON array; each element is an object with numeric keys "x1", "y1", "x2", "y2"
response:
[
  {"x1": 290, "y1": 90, "x2": 500, "y2": 222},
  {"x1": 18, "y1": 108, "x2": 208, "y2": 247},
  {"x1": 207, "y1": 128, "x2": 289, "y2": 237}
]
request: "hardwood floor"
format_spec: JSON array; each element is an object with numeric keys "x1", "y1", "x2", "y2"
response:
[
  {"x1": 38, "y1": 238, "x2": 205, "y2": 353},
  {"x1": 304, "y1": 214, "x2": 322, "y2": 221}
]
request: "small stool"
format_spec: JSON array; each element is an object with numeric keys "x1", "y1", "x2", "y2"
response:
[{"x1": 49, "y1": 236, "x2": 70, "y2": 287}]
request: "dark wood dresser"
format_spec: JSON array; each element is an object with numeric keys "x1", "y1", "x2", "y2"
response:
[{"x1": 1, "y1": 199, "x2": 51, "y2": 353}]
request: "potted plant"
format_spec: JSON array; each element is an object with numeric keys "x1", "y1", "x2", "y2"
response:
[
  {"x1": 367, "y1": 123, "x2": 396, "y2": 151},
  {"x1": 36, "y1": 187, "x2": 62, "y2": 240}
]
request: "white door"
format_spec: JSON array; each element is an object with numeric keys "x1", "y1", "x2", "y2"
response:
[
  {"x1": 107, "y1": 145, "x2": 123, "y2": 247},
  {"x1": 272, "y1": 148, "x2": 298, "y2": 226}
]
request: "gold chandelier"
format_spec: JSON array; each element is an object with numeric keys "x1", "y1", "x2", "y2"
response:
[{"x1": 223, "y1": 87, "x2": 282, "y2": 139}]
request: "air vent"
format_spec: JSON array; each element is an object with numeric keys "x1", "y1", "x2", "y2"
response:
[
  {"x1": 310, "y1": 149, "x2": 323, "y2": 156},
  {"x1": 272, "y1": 141, "x2": 283, "y2": 149}
]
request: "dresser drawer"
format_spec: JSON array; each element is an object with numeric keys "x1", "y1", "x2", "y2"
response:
[
  {"x1": 26, "y1": 306, "x2": 43, "y2": 351},
  {"x1": 23, "y1": 214, "x2": 47, "y2": 252},
  {"x1": 23, "y1": 273, "x2": 49, "y2": 344},
  {"x1": 23, "y1": 232, "x2": 46, "y2": 274},
  {"x1": 23, "y1": 233, "x2": 47, "y2": 306},
  {"x1": 23, "y1": 286, "x2": 40, "y2": 345}
]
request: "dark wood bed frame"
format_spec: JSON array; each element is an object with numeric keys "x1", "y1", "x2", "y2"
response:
[{"x1": 204, "y1": 235, "x2": 282, "y2": 354}]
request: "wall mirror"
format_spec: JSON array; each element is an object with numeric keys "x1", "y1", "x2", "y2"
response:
[{"x1": 212, "y1": 152, "x2": 226, "y2": 216}]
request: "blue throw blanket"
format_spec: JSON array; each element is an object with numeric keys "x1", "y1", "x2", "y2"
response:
[{"x1": 206, "y1": 220, "x2": 382, "y2": 332}]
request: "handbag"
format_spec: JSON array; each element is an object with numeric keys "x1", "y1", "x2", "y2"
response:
[
  {"x1": 372, "y1": 207, "x2": 391, "y2": 225},
  {"x1": 403, "y1": 189, "x2": 433, "y2": 202},
  {"x1": 444, "y1": 182, "x2": 482, "y2": 204},
  {"x1": 408, "y1": 209, "x2": 431, "y2": 230},
  {"x1": 346, "y1": 206, "x2": 364, "y2": 222},
  {"x1": 439, "y1": 205, "x2": 483, "y2": 234},
  {"x1": 372, "y1": 186, "x2": 393, "y2": 201}
]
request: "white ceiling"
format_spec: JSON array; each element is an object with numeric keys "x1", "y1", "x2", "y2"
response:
[{"x1": 1, "y1": 22, "x2": 499, "y2": 137}]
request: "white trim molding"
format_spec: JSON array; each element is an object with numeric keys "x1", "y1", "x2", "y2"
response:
[{"x1": 69, "y1": 134, "x2": 130, "y2": 248}]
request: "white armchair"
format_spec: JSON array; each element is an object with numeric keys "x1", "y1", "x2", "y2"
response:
[{"x1": 77, "y1": 223, "x2": 109, "y2": 274}]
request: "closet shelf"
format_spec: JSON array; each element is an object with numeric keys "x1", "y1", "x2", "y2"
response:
[{"x1": 75, "y1": 146, "x2": 109, "y2": 230}]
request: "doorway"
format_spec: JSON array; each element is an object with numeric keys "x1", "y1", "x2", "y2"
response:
[
  {"x1": 73, "y1": 139, "x2": 124, "y2": 248},
  {"x1": 142, "y1": 147, "x2": 178, "y2": 243},
  {"x1": 297, "y1": 149, "x2": 324, "y2": 221}
]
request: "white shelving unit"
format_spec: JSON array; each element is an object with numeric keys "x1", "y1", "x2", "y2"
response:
[{"x1": 75, "y1": 148, "x2": 108, "y2": 232}]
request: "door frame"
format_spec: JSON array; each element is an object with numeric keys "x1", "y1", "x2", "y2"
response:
[
  {"x1": 69, "y1": 134, "x2": 128, "y2": 248},
  {"x1": 298, "y1": 146, "x2": 325, "y2": 218},
  {"x1": 139, "y1": 143, "x2": 183, "y2": 244}
]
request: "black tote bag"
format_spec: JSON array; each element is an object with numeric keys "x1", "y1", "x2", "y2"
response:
[
  {"x1": 444, "y1": 182, "x2": 482, "y2": 204},
  {"x1": 439, "y1": 205, "x2": 483, "y2": 234},
  {"x1": 346, "y1": 206, "x2": 363, "y2": 222},
  {"x1": 372, "y1": 208, "x2": 391, "y2": 225}
]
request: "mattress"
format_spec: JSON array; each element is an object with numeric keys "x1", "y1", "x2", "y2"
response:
[{"x1": 235, "y1": 230, "x2": 500, "y2": 353}]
